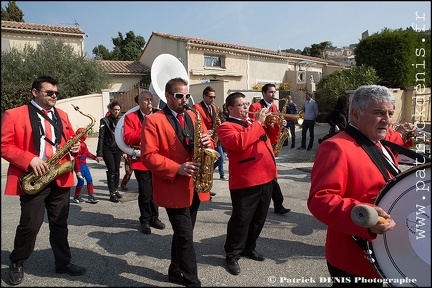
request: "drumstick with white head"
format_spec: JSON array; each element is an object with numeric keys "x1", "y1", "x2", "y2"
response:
[{"x1": 351, "y1": 204, "x2": 391, "y2": 227}]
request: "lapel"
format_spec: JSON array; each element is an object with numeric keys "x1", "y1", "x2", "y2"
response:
[
  {"x1": 226, "y1": 117, "x2": 249, "y2": 128},
  {"x1": 163, "y1": 106, "x2": 193, "y2": 152},
  {"x1": 28, "y1": 103, "x2": 42, "y2": 154},
  {"x1": 345, "y1": 125, "x2": 393, "y2": 182}
]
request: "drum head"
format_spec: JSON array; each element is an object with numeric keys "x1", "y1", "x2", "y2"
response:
[{"x1": 371, "y1": 163, "x2": 430, "y2": 287}]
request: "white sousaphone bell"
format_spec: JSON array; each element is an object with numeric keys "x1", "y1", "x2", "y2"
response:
[{"x1": 115, "y1": 53, "x2": 190, "y2": 156}]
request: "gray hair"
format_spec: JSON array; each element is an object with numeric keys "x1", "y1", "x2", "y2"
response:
[
  {"x1": 138, "y1": 90, "x2": 153, "y2": 101},
  {"x1": 350, "y1": 85, "x2": 395, "y2": 117}
]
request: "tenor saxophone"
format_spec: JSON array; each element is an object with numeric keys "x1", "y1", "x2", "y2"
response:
[
  {"x1": 184, "y1": 105, "x2": 220, "y2": 193},
  {"x1": 20, "y1": 104, "x2": 96, "y2": 195},
  {"x1": 272, "y1": 98, "x2": 290, "y2": 157}
]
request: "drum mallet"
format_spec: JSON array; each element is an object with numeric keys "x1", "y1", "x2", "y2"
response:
[{"x1": 351, "y1": 204, "x2": 388, "y2": 227}]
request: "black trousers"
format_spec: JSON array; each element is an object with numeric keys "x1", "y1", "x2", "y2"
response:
[
  {"x1": 301, "y1": 119, "x2": 316, "y2": 149},
  {"x1": 224, "y1": 181, "x2": 272, "y2": 260},
  {"x1": 134, "y1": 170, "x2": 159, "y2": 224},
  {"x1": 166, "y1": 192, "x2": 201, "y2": 287},
  {"x1": 287, "y1": 121, "x2": 296, "y2": 146},
  {"x1": 102, "y1": 149, "x2": 122, "y2": 177},
  {"x1": 271, "y1": 178, "x2": 285, "y2": 210},
  {"x1": 9, "y1": 182, "x2": 72, "y2": 268}
]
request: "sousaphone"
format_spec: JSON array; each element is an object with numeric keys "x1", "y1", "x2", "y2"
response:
[
  {"x1": 148, "y1": 53, "x2": 190, "y2": 108},
  {"x1": 115, "y1": 53, "x2": 191, "y2": 155}
]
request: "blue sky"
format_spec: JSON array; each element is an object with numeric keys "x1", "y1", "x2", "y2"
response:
[{"x1": 4, "y1": 1, "x2": 431, "y2": 57}]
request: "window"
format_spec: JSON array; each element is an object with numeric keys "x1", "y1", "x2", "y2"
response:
[{"x1": 204, "y1": 55, "x2": 223, "y2": 68}]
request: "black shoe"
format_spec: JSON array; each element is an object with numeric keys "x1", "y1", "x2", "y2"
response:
[
  {"x1": 240, "y1": 250, "x2": 265, "y2": 261},
  {"x1": 297, "y1": 147, "x2": 305, "y2": 150},
  {"x1": 110, "y1": 194, "x2": 120, "y2": 203},
  {"x1": 275, "y1": 207, "x2": 291, "y2": 215},
  {"x1": 210, "y1": 192, "x2": 217, "y2": 196},
  {"x1": 55, "y1": 263, "x2": 86, "y2": 276},
  {"x1": 307, "y1": 147, "x2": 312, "y2": 151},
  {"x1": 9, "y1": 262, "x2": 24, "y2": 285},
  {"x1": 115, "y1": 191, "x2": 123, "y2": 199},
  {"x1": 140, "y1": 223, "x2": 151, "y2": 234},
  {"x1": 168, "y1": 273, "x2": 185, "y2": 286},
  {"x1": 290, "y1": 145, "x2": 295, "y2": 149},
  {"x1": 226, "y1": 258, "x2": 240, "y2": 275},
  {"x1": 150, "y1": 219, "x2": 166, "y2": 230}
]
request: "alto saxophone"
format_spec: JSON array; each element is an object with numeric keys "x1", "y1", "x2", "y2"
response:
[
  {"x1": 211, "y1": 106, "x2": 220, "y2": 143},
  {"x1": 272, "y1": 98, "x2": 290, "y2": 157},
  {"x1": 184, "y1": 105, "x2": 220, "y2": 193},
  {"x1": 20, "y1": 104, "x2": 96, "y2": 195}
]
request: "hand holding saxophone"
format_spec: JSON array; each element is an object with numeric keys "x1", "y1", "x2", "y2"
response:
[
  {"x1": 70, "y1": 140, "x2": 80, "y2": 154},
  {"x1": 29, "y1": 157, "x2": 50, "y2": 176},
  {"x1": 178, "y1": 161, "x2": 200, "y2": 177},
  {"x1": 200, "y1": 133, "x2": 212, "y2": 147}
]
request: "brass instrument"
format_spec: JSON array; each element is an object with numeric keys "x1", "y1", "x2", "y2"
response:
[
  {"x1": 272, "y1": 98, "x2": 290, "y2": 157},
  {"x1": 20, "y1": 104, "x2": 96, "y2": 195},
  {"x1": 185, "y1": 104, "x2": 221, "y2": 193},
  {"x1": 211, "y1": 106, "x2": 220, "y2": 143}
]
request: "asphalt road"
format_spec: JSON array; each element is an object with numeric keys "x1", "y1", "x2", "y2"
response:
[{"x1": 0, "y1": 123, "x2": 366, "y2": 287}]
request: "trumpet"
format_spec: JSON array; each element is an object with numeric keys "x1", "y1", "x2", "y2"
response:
[{"x1": 249, "y1": 111, "x2": 300, "y2": 121}]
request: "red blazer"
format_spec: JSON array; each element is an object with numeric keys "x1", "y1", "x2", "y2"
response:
[
  {"x1": 192, "y1": 101, "x2": 218, "y2": 130},
  {"x1": 140, "y1": 109, "x2": 215, "y2": 208},
  {"x1": 123, "y1": 110, "x2": 149, "y2": 171},
  {"x1": 217, "y1": 119, "x2": 278, "y2": 190},
  {"x1": 307, "y1": 130, "x2": 407, "y2": 278},
  {"x1": 1, "y1": 105, "x2": 76, "y2": 196}
]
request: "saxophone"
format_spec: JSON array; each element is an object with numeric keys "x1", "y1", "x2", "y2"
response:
[
  {"x1": 20, "y1": 104, "x2": 96, "y2": 195},
  {"x1": 272, "y1": 98, "x2": 290, "y2": 157},
  {"x1": 211, "y1": 106, "x2": 220, "y2": 143},
  {"x1": 185, "y1": 105, "x2": 221, "y2": 193}
]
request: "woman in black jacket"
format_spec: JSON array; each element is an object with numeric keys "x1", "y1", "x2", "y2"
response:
[
  {"x1": 96, "y1": 100, "x2": 124, "y2": 202},
  {"x1": 319, "y1": 95, "x2": 349, "y2": 144}
]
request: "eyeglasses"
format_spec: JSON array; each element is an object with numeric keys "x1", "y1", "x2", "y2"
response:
[
  {"x1": 171, "y1": 93, "x2": 191, "y2": 99},
  {"x1": 39, "y1": 90, "x2": 60, "y2": 97},
  {"x1": 206, "y1": 96, "x2": 216, "y2": 99}
]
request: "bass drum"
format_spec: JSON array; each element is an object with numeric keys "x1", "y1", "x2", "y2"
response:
[{"x1": 369, "y1": 162, "x2": 431, "y2": 287}]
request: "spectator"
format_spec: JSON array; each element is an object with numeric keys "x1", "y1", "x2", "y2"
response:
[
  {"x1": 72, "y1": 127, "x2": 100, "y2": 204},
  {"x1": 297, "y1": 92, "x2": 319, "y2": 151}
]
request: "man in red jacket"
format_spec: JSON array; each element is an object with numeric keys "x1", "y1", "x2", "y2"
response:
[
  {"x1": 141, "y1": 77, "x2": 215, "y2": 286},
  {"x1": 249, "y1": 83, "x2": 291, "y2": 215},
  {"x1": 123, "y1": 90, "x2": 165, "y2": 234},
  {"x1": 308, "y1": 85, "x2": 415, "y2": 285},
  {"x1": 192, "y1": 85, "x2": 227, "y2": 197},
  {"x1": 1, "y1": 76, "x2": 86, "y2": 285},
  {"x1": 218, "y1": 92, "x2": 279, "y2": 276}
]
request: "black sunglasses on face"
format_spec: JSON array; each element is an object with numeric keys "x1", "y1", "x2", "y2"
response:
[
  {"x1": 172, "y1": 93, "x2": 191, "y2": 99},
  {"x1": 38, "y1": 90, "x2": 60, "y2": 97}
]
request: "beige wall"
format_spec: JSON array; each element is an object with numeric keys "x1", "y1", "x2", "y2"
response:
[
  {"x1": 55, "y1": 93, "x2": 109, "y2": 134},
  {"x1": 1, "y1": 31, "x2": 84, "y2": 54},
  {"x1": 138, "y1": 34, "x2": 342, "y2": 99},
  {"x1": 108, "y1": 76, "x2": 142, "y2": 92}
]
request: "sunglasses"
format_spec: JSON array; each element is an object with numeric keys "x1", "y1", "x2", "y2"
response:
[
  {"x1": 39, "y1": 90, "x2": 60, "y2": 97},
  {"x1": 172, "y1": 93, "x2": 191, "y2": 99}
]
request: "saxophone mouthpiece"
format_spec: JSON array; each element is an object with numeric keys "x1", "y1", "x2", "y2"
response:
[
  {"x1": 183, "y1": 104, "x2": 190, "y2": 110},
  {"x1": 71, "y1": 104, "x2": 80, "y2": 111}
]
